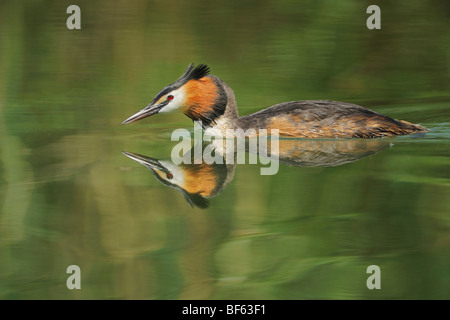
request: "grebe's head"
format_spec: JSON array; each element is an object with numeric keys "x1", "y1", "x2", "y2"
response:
[{"x1": 121, "y1": 64, "x2": 227, "y2": 126}]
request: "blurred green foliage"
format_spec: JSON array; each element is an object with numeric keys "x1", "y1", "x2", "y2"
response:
[{"x1": 0, "y1": 0, "x2": 449, "y2": 299}]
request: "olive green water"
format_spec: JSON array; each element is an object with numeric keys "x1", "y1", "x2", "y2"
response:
[{"x1": 0, "y1": 1, "x2": 449, "y2": 300}]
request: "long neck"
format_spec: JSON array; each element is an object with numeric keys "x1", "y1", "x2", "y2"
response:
[
  {"x1": 204, "y1": 76, "x2": 240, "y2": 137},
  {"x1": 184, "y1": 75, "x2": 239, "y2": 131},
  {"x1": 213, "y1": 76, "x2": 239, "y2": 127}
]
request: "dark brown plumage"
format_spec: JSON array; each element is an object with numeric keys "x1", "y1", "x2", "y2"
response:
[{"x1": 238, "y1": 100, "x2": 428, "y2": 138}]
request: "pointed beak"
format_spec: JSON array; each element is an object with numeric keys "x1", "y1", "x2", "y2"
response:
[
  {"x1": 121, "y1": 103, "x2": 162, "y2": 125},
  {"x1": 121, "y1": 151, "x2": 173, "y2": 179}
]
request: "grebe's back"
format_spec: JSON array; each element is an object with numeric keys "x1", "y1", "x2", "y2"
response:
[{"x1": 238, "y1": 100, "x2": 428, "y2": 139}]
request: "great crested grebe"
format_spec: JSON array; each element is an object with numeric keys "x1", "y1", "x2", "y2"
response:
[{"x1": 122, "y1": 64, "x2": 428, "y2": 138}]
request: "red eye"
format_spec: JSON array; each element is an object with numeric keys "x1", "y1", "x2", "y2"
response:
[{"x1": 167, "y1": 95, "x2": 174, "y2": 101}]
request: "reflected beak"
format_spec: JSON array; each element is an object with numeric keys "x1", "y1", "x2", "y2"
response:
[
  {"x1": 122, "y1": 151, "x2": 173, "y2": 179},
  {"x1": 121, "y1": 103, "x2": 163, "y2": 125}
]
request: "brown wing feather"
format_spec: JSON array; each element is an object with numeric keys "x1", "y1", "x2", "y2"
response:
[{"x1": 238, "y1": 100, "x2": 428, "y2": 138}]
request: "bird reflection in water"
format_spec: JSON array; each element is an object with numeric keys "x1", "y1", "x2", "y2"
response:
[
  {"x1": 122, "y1": 150, "x2": 235, "y2": 209},
  {"x1": 122, "y1": 139, "x2": 390, "y2": 209}
]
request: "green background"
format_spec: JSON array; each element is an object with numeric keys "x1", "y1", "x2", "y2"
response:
[{"x1": 0, "y1": 0, "x2": 449, "y2": 299}]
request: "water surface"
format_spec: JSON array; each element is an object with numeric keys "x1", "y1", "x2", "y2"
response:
[{"x1": 0, "y1": 0, "x2": 449, "y2": 299}]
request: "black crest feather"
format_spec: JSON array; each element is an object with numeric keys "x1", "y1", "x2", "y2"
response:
[
  {"x1": 182, "y1": 192, "x2": 210, "y2": 209},
  {"x1": 151, "y1": 63, "x2": 211, "y2": 104},
  {"x1": 179, "y1": 63, "x2": 210, "y2": 83}
]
